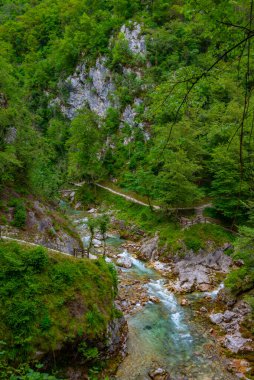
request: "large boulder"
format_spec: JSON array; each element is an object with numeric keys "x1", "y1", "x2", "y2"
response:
[
  {"x1": 139, "y1": 233, "x2": 159, "y2": 261},
  {"x1": 210, "y1": 301, "x2": 253, "y2": 354},
  {"x1": 169, "y1": 248, "x2": 233, "y2": 293},
  {"x1": 210, "y1": 313, "x2": 224, "y2": 324},
  {"x1": 223, "y1": 332, "x2": 252, "y2": 353},
  {"x1": 116, "y1": 253, "x2": 132, "y2": 269}
]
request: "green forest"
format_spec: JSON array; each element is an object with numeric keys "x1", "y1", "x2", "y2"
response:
[{"x1": 0, "y1": 0, "x2": 254, "y2": 379}]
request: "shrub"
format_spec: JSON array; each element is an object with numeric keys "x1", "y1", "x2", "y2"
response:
[
  {"x1": 9, "y1": 199, "x2": 27, "y2": 228},
  {"x1": 86, "y1": 305, "x2": 106, "y2": 335},
  {"x1": 26, "y1": 247, "x2": 49, "y2": 273},
  {"x1": 225, "y1": 227, "x2": 254, "y2": 296},
  {"x1": 184, "y1": 236, "x2": 202, "y2": 252},
  {"x1": 78, "y1": 342, "x2": 99, "y2": 361}
]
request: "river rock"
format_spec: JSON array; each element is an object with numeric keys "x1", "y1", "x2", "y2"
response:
[
  {"x1": 210, "y1": 301, "x2": 253, "y2": 354},
  {"x1": 181, "y1": 298, "x2": 188, "y2": 306},
  {"x1": 116, "y1": 256, "x2": 132, "y2": 268},
  {"x1": 210, "y1": 313, "x2": 224, "y2": 324},
  {"x1": 148, "y1": 368, "x2": 171, "y2": 380},
  {"x1": 223, "y1": 310, "x2": 237, "y2": 322},
  {"x1": 74, "y1": 202, "x2": 82, "y2": 210},
  {"x1": 149, "y1": 296, "x2": 160, "y2": 304},
  {"x1": 151, "y1": 261, "x2": 171, "y2": 276},
  {"x1": 93, "y1": 238, "x2": 102, "y2": 247},
  {"x1": 223, "y1": 332, "x2": 252, "y2": 353}
]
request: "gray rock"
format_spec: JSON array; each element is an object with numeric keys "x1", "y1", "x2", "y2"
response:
[
  {"x1": 93, "y1": 238, "x2": 102, "y2": 247},
  {"x1": 87, "y1": 208, "x2": 97, "y2": 214},
  {"x1": 169, "y1": 247, "x2": 233, "y2": 293},
  {"x1": 38, "y1": 217, "x2": 53, "y2": 232},
  {"x1": 223, "y1": 332, "x2": 252, "y2": 353},
  {"x1": 148, "y1": 368, "x2": 171, "y2": 380},
  {"x1": 27, "y1": 211, "x2": 39, "y2": 229},
  {"x1": 223, "y1": 310, "x2": 237, "y2": 322},
  {"x1": 210, "y1": 313, "x2": 224, "y2": 324},
  {"x1": 210, "y1": 301, "x2": 253, "y2": 354},
  {"x1": 105, "y1": 314, "x2": 128, "y2": 358},
  {"x1": 58, "y1": 57, "x2": 115, "y2": 119},
  {"x1": 140, "y1": 233, "x2": 159, "y2": 261},
  {"x1": 120, "y1": 22, "x2": 146, "y2": 55},
  {"x1": 116, "y1": 254, "x2": 132, "y2": 268}
]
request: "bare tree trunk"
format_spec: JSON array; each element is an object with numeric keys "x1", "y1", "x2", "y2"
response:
[
  {"x1": 87, "y1": 231, "x2": 94, "y2": 259},
  {"x1": 103, "y1": 233, "x2": 106, "y2": 258}
]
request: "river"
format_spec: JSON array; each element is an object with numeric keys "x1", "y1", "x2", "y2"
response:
[{"x1": 71, "y1": 210, "x2": 236, "y2": 380}]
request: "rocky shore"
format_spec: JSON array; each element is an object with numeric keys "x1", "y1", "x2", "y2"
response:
[{"x1": 108, "y1": 225, "x2": 254, "y2": 379}]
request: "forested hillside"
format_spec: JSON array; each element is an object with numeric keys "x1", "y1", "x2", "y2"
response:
[
  {"x1": 1, "y1": 0, "x2": 254, "y2": 379},
  {"x1": 0, "y1": 0, "x2": 253, "y2": 221}
]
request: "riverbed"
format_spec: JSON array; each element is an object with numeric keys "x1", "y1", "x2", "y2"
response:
[{"x1": 71, "y1": 210, "x2": 236, "y2": 380}]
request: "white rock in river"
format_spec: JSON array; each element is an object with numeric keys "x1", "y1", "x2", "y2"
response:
[
  {"x1": 116, "y1": 256, "x2": 132, "y2": 269},
  {"x1": 93, "y1": 238, "x2": 102, "y2": 247}
]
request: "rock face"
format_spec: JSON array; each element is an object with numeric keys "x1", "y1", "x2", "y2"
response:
[
  {"x1": 121, "y1": 98, "x2": 142, "y2": 127},
  {"x1": 139, "y1": 233, "x2": 159, "y2": 261},
  {"x1": 210, "y1": 301, "x2": 253, "y2": 353},
  {"x1": 169, "y1": 248, "x2": 233, "y2": 293},
  {"x1": 120, "y1": 22, "x2": 146, "y2": 55},
  {"x1": 51, "y1": 22, "x2": 147, "y2": 142},
  {"x1": 4, "y1": 199, "x2": 82, "y2": 255},
  {"x1": 61, "y1": 58, "x2": 115, "y2": 119},
  {"x1": 105, "y1": 314, "x2": 128, "y2": 359}
]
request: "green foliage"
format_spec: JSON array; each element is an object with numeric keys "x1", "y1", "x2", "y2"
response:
[
  {"x1": 0, "y1": 366, "x2": 61, "y2": 380},
  {"x1": 67, "y1": 108, "x2": 104, "y2": 182},
  {"x1": 8, "y1": 198, "x2": 26, "y2": 228},
  {"x1": 110, "y1": 32, "x2": 134, "y2": 70},
  {"x1": 184, "y1": 236, "x2": 202, "y2": 252},
  {"x1": 96, "y1": 186, "x2": 233, "y2": 252},
  {"x1": 0, "y1": 241, "x2": 116, "y2": 368},
  {"x1": 78, "y1": 342, "x2": 99, "y2": 361},
  {"x1": 225, "y1": 227, "x2": 254, "y2": 296}
]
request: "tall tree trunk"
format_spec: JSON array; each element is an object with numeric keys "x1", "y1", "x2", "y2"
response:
[
  {"x1": 103, "y1": 233, "x2": 106, "y2": 258},
  {"x1": 87, "y1": 231, "x2": 94, "y2": 259}
]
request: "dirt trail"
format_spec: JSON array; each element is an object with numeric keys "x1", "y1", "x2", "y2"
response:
[
  {"x1": 1, "y1": 235, "x2": 98, "y2": 259},
  {"x1": 95, "y1": 183, "x2": 211, "y2": 215}
]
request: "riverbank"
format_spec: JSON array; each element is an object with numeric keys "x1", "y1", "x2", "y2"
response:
[{"x1": 67, "y1": 201, "x2": 252, "y2": 380}]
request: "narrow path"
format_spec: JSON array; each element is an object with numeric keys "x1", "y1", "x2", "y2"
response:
[
  {"x1": 95, "y1": 183, "x2": 161, "y2": 210},
  {"x1": 1, "y1": 235, "x2": 70, "y2": 256},
  {"x1": 1, "y1": 235, "x2": 98, "y2": 260},
  {"x1": 95, "y1": 183, "x2": 212, "y2": 214}
]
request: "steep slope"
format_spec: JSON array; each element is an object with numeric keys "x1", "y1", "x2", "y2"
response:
[{"x1": 0, "y1": 241, "x2": 126, "y2": 379}]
